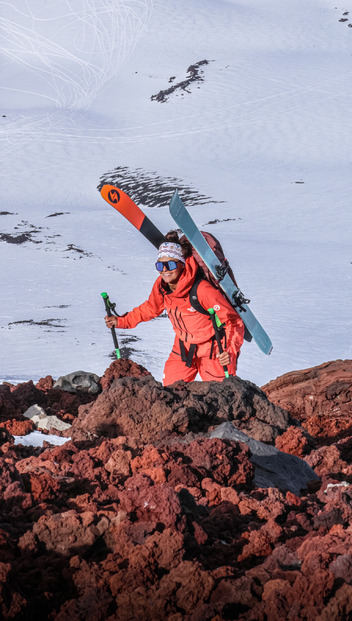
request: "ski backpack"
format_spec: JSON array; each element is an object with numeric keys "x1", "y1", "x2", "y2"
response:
[{"x1": 180, "y1": 231, "x2": 252, "y2": 343}]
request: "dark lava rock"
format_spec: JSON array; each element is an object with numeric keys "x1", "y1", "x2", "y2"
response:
[{"x1": 70, "y1": 375, "x2": 292, "y2": 444}]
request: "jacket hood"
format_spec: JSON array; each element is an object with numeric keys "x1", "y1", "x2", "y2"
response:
[{"x1": 161, "y1": 256, "x2": 199, "y2": 298}]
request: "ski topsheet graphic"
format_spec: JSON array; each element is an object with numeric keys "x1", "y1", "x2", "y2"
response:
[
  {"x1": 169, "y1": 190, "x2": 273, "y2": 355},
  {"x1": 100, "y1": 184, "x2": 165, "y2": 249}
]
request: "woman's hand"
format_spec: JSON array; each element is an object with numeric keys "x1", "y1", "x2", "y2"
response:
[
  {"x1": 217, "y1": 350, "x2": 231, "y2": 367},
  {"x1": 105, "y1": 315, "x2": 118, "y2": 329}
]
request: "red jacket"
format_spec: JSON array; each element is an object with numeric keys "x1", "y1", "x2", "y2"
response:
[{"x1": 117, "y1": 257, "x2": 244, "y2": 358}]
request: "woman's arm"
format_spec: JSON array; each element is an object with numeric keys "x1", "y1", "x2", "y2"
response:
[{"x1": 105, "y1": 278, "x2": 165, "y2": 330}]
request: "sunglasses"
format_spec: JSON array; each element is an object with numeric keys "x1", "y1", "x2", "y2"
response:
[{"x1": 155, "y1": 260, "x2": 179, "y2": 271}]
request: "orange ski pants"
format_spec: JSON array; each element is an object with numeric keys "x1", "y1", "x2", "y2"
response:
[{"x1": 162, "y1": 338, "x2": 238, "y2": 386}]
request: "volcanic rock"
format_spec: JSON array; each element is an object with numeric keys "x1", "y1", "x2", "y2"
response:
[
  {"x1": 100, "y1": 358, "x2": 151, "y2": 390},
  {"x1": 1, "y1": 359, "x2": 352, "y2": 620},
  {"x1": 262, "y1": 359, "x2": 352, "y2": 443},
  {"x1": 0, "y1": 427, "x2": 13, "y2": 447},
  {"x1": 211, "y1": 422, "x2": 319, "y2": 495},
  {"x1": 53, "y1": 370, "x2": 101, "y2": 394},
  {"x1": 70, "y1": 374, "x2": 292, "y2": 444},
  {"x1": 275, "y1": 425, "x2": 316, "y2": 457},
  {"x1": 23, "y1": 404, "x2": 72, "y2": 434},
  {"x1": 1, "y1": 418, "x2": 33, "y2": 438},
  {"x1": 0, "y1": 378, "x2": 95, "y2": 426},
  {"x1": 23, "y1": 404, "x2": 47, "y2": 421}
]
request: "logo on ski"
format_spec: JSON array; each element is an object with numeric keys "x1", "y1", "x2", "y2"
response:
[{"x1": 108, "y1": 189, "x2": 120, "y2": 204}]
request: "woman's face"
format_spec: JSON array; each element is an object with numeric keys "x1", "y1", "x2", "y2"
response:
[{"x1": 157, "y1": 256, "x2": 185, "y2": 288}]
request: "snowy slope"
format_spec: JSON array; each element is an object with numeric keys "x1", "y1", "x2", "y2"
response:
[{"x1": 1, "y1": 0, "x2": 351, "y2": 386}]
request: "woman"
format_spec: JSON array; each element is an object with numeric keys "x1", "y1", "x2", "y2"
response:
[{"x1": 105, "y1": 232, "x2": 244, "y2": 385}]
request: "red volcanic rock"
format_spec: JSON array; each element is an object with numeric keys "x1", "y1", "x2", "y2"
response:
[
  {"x1": 275, "y1": 425, "x2": 315, "y2": 457},
  {"x1": 0, "y1": 386, "x2": 17, "y2": 420},
  {"x1": 118, "y1": 474, "x2": 185, "y2": 531},
  {"x1": 0, "y1": 363, "x2": 151, "y2": 431},
  {"x1": 4, "y1": 381, "x2": 43, "y2": 414},
  {"x1": 23, "y1": 468, "x2": 62, "y2": 502},
  {"x1": 126, "y1": 438, "x2": 254, "y2": 511},
  {"x1": 0, "y1": 377, "x2": 96, "y2": 428},
  {"x1": 32, "y1": 510, "x2": 109, "y2": 555},
  {"x1": 177, "y1": 437, "x2": 253, "y2": 489},
  {"x1": 0, "y1": 456, "x2": 24, "y2": 493},
  {"x1": 314, "y1": 483, "x2": 352, "y2": 529},
  {"x1": 238, "y1": 488, "x2": 287, "y2": 521},
  {"x1": 262, "y1": 360, "x2": 352, "y2": 443},
  {"x1": 2, "y1": 419, "x2": 34, "y2": 437},
  {"x1": 210, "y1": 574, "x2": 261, "y2": 616},
  {"x1": 304, "y1": 412, "x2": 352, "y2": 443},
  {"x1": 238, "y1": 521, "x2": 281, "y2": 562},
  {"x1": 54, "y1": 590, "x2": 114, "y2": 621},
  {"x1": 35, "y1": 375, "x2": 54, "y2": 391},
  {"x1": 100, "y1": 359, "x2": 151, "y2": 390},
  {"x1": 305, "y1": 442, "x2": 352, "y2": 479},
  {"x1": 148, "y1": 560, "x2": 215, "y2": 617},
  {"x1": 2, "y1": 360, "x2": 352, "y2": 620},
  {"x1": 0, "y1": 427, "x2": 14, "y2": 447},
  {"x1": 318, "y1": 583, "x2": 352, "y2": 621}
]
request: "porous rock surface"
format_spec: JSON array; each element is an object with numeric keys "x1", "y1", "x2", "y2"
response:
[
  {"x1": 0, "y1": 358, "x2": 351, "y2": 620},
  {"x1": 262, "y1": 359, "x2": 352, "y2": 442},
  {"x1": 70, "y1": 373, "x2": 291, "y2": 444},
  {"x1": 211, "y1": 422, "x2": 318, "y2": 496}
]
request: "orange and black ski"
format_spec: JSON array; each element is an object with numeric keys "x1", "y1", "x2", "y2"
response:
[{"x1": 100, "y1": 184, "x2": 165, "y2": 249}]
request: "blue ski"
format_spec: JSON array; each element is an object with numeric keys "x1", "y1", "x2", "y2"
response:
[{"x1": 169, "y1": 190, "x2": 273, "y2": 355}]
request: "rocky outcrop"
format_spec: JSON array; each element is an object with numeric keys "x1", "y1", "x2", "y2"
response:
[
  {"x1": 0, "y1": 358, "x2": 351, "y2": 620},
  {"x1": 70, "y1": 374, "x2": 291, "y2": 444},
  {"x1": 262, "y1": 359, "x2": 352, "y2": 443}
]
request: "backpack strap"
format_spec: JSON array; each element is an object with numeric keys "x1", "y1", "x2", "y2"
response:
[
  {"x1": 189, "y1": 271, "x2": 252, "y2": 344},
  {"x1": 189, "y1": 271, "x2": 210, "y2": 316},
  {"x1": 189, "y1": 274, "x2": 227, "y2": 360}
]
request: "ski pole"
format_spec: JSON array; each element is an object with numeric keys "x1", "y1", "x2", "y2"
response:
[
  {"x1": 101, "y1": 292, "x2": 121, "y2": 360},
  {"x1": 208, "y1": 308, "x2": 230, "y2": 378}
]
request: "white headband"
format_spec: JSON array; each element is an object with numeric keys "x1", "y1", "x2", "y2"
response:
[{"x1": 157, "y1": 242, "x2": 185, "y2": 263}]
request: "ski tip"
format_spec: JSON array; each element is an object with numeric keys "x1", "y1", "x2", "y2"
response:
[
  {"x1": 261, "y1": 341, "x2": 273, "y2": 355},
  {"x1": 169, "y1": 189, "x2": 182, "y2": 214},
  {"x1": 100, "y1": 184, "x2": 123, "y2": 206}
]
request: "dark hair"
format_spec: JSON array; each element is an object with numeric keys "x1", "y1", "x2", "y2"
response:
[{"x1": 165, "y1": 230, "x2": 193, "y2": 259}]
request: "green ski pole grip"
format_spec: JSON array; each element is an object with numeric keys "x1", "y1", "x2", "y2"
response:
[
  {"x1": 101, "y1": 292, "x2": 121, "y2": 359},
  {"x1": 208, "y1": 308, "x2": 229, "y2": 378}
]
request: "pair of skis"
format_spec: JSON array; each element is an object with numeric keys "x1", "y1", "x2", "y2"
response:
[{"x1": 100, "y1": 184, "x2": 273, "y2": 355}]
